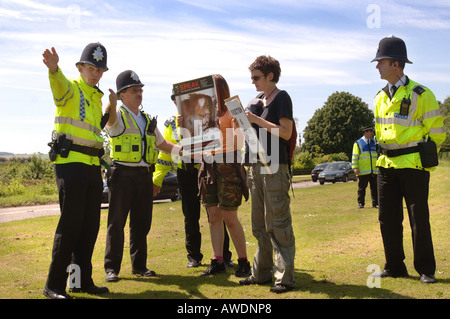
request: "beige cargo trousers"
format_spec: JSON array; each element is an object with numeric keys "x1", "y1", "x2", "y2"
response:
[{"x1": 247, "y1": 163, "x2": 296, "y2": 287}]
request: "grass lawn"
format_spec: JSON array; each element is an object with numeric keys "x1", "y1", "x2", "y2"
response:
[{"x1": 0, "y1": 162, "x2": 448, "y2": 300}]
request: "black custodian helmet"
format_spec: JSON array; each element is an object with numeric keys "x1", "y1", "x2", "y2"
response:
[
  {"x1": 76, "y1": 42, "x2": 108, "y2": 71},
  {"x1": 116, "y1": 70, "x2": 144, "y2": 98},
  {"x1": 371, "y1": 36, "x2": 412, "y2": 64}
]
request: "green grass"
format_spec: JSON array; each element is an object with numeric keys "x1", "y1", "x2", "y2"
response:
[{"x1": 0, "y1": 163, "x2": 449, "y2": 299}]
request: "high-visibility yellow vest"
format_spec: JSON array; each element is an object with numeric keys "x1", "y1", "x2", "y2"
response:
[
  {"x1": 49, "y1": 68, "x2": 104, "y2": 166},
  {"x1": 374, "y1": 77, "x2": 446, "y2": 170},
  {"x1": 153, "y1": 115, "x2": 199, "y2": 187},
  {"x1": 351, "y1": 137, "x2": 378, "y2": 175},
  {"x1": 109, "y1": 107, "x2": 158, "y2": 164}
]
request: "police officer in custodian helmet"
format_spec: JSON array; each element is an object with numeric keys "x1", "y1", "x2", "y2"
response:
[
  {"x1": 371, "y1": 36, "x2": 446, "y2": 283},
  {"x1": 103, "y1": 70, "x2": 182, "y2": 283},
  {"x1": 42, "y1": 42, "x2": 111, "y2": 299}
]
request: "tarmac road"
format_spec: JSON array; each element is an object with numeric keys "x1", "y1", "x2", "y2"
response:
[
  {"x1": 0, "y1": 180, "x2": 320, "y2": 224},
  {"x1": 0, "y1": 203, "x2": 61, "y2": 223},
  {"x1": 0, "y1": 203, "x2": 110, "y2": 224}
]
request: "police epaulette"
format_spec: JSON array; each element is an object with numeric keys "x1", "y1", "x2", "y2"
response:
[
  {"x1": 413, "y1": 85, "x2": 426, "y2": 95},
  {"x1": 374, "y1": 89, "x2": 383, "y2": 99}
]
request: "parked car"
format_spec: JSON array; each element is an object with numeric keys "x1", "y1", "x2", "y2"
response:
[
  {"x1": 318, "y1": 161, "x2": 357, "y2": 185},
  {"x1": 101, "y1": 170, "x2": 181, "y2": 203},
  {"x1": 311, "y1": 163, "x2": 329, "y2": 182},
  {"x1": 153, "y1": 171, "x2": 181, "y2": 201}
]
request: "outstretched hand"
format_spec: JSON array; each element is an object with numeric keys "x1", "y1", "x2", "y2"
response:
[{"x1": 42, "y1": 47, "x2": 59, "y2": 74}]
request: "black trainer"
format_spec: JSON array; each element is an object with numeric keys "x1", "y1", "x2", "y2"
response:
[
  {"x1": 270, "y1": 284, "x2": 293, "y2": 294},
  {"x1": 235, "y1": 258, "x2": 251, "y2": 277},
  {"x1": 200, "y1": 259, "x2": 226, "y2": 276}
]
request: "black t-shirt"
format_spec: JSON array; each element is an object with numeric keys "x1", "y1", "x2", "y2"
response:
[{"x1": 245, "y1": 90, "x2": 293, "y2": 165}]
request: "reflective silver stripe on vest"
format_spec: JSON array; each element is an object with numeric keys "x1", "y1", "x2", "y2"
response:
[
  {"x1": 375, "y1": 85, "x2": 425, "y2": 127},
  {"x1": 375, "y1": 117, "x2": 423, "y2": 127},
  {"x1": 53, "y1": 83, "x2": 74, "y2": 107},
  {"x1": 376, "y1": 85, "x2": 428, "y2": 151},
  {"x1": 54, "y1": 117, "x2": 102, "y2": 136},
  {"x1": 380, "y1": 140, "x2": 421, "y2": 150},
  {"x1": 55, "y1": 132, "x2": 103, "y2": 149}
]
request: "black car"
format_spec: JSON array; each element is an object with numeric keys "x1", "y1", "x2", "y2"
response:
[
  {"x1": 153, "y1": 171, "x2": 181, "y2": 201},
  {"x1": 318, "y1": 161, "x2": 357, "y2": 185},
  {"x1": 311, "y1": 163, "x2": 329, "y2": 182},
  {"x1": 101, "y1": 171, "x2": 181, "y2": 203}
]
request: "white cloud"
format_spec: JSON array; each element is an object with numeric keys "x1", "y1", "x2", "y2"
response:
[{"x1": 1, "y1": 0, "x2": 449, "y2": 153}]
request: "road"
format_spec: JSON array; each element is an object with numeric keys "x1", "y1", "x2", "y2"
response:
[
  {"x1": 0, "y1": 180, "x2": 320, "y2": 224},
  {"x1": 0, "y1": 203, "x2": 110, "y2": 224}
]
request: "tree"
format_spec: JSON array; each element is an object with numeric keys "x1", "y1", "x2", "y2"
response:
[
  {"x1": 302, "y1": 91, "x2": 374, "y2": 159},
  {"x1": 438, "y1": 97, "x2": 450, "y2": 152}
]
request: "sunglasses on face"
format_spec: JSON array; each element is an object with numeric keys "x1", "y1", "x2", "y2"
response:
[{"x1": 251, "y1": 75, "x2": 265, "y2": 81}]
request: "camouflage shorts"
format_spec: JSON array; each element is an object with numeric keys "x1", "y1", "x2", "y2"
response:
[{"x1": 202, "y1": 163, "x2": 243, "y2": 210}]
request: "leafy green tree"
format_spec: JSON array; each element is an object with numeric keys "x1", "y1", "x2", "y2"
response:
[
  {"x1": 438, "y1": 97, "x2": 450, "y2": 152},
  {"x1": 302, "y1": 91, "x2": 374, "y2": 159}
]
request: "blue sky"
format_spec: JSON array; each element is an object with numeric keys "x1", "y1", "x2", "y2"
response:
[{"x1": 1, "y1": 0, "x2": 449, "y2": 154}]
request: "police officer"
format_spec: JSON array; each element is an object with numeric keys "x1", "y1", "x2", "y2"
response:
[
  {"x1": 351, "y1": 125, "x2": 378, "y2": 209},
  {"x1": 371, "y1": 36, "x2": 446, "y2": 283},
  {"x1": 104, "y1": 70, "x2": 182, "y2": 282},
  {"x1": 42, "y1": 43, "x2": 111, "y2": 299},
  {"x1": 153, "y1": 93, "x2": 234, "y2": 269}
]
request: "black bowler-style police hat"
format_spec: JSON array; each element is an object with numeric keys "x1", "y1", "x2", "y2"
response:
[
  {"x1": 76, "y1": 42, "x2": 108, "y2": 71},
  {"x1": 116, "y1": 70, "x2": 144, "y2": 98},
  {"x1": 362, "y1": 125, "x2": 374, "y2": 132},
  {"x1": 371, "y1": 36, "x2": 412, "y2": 64}
]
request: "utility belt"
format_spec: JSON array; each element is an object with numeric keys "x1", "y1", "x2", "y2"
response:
[
  {"x1": 380, "y1": 146, "x2": 419, "y2": 157},
  {"x1": 48, "y1": 132, "x2": 104, "y2": 161},
  {"x1": 113, "y1": 163, "x2": 154, "y2": 175},
  {"x1": 380, "y1": 138, "x2": 438, "y2": 168},
  {"x1": 106, "y1": 163, "x2": 154, "y2": 186}
]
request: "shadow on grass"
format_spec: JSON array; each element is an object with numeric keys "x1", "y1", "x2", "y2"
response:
[
  {"x1": 90, "y1": 268, "x2": 415, "y2": 299},
  {"x1": 102, "y1": 272, "x2": 237, "y2": 299},
  {"x1": 294, "y1": 270, "x2": 407, "y2": 299}
]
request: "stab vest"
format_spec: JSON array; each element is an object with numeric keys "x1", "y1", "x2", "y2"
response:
[
  {"x1": 351, "y1": 137, "x2": 378, "y2": 175},
  {"x1": 109, "y1": 107, "x2": 158, "y2": 164}
]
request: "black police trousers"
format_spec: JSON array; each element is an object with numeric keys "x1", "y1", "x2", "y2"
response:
[
  {"x1": 46, "y1": 163, "x2": 103, "y2": 291},
  {"x1": 104, "y1": 165, "x2": 153, "y2": 274},
  {"x1": 357, "y1": 173, "x2": 378, "y2": 206},
  {"x1": 378, "y1": 167, "x2": 436, "y2": 276}
]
